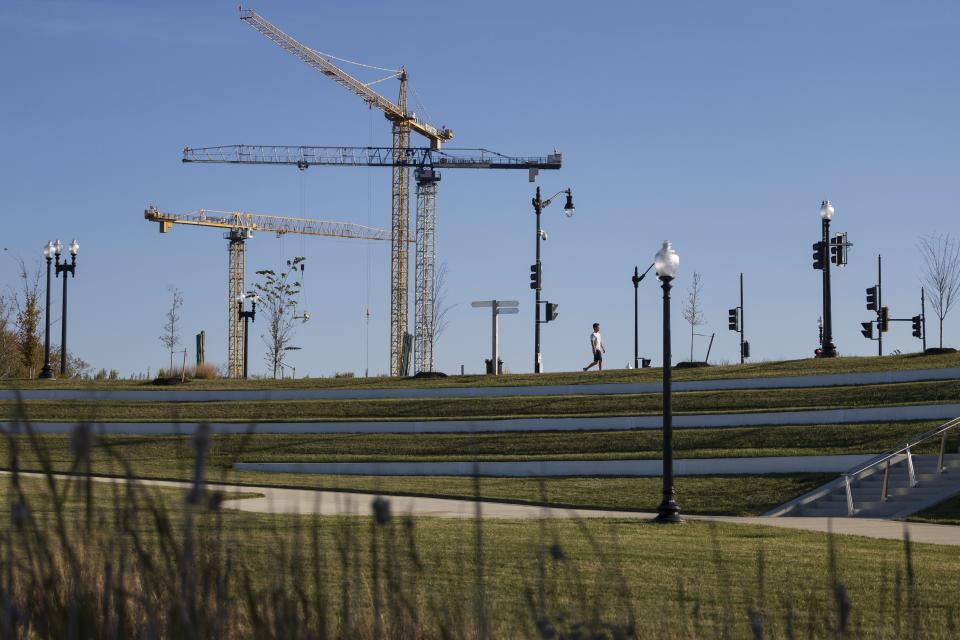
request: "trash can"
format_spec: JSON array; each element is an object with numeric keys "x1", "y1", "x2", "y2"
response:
[{"x1": 484, "y1": 358, "x2": 504, "y2": 374}]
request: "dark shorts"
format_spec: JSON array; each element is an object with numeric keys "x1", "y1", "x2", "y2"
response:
[{"x1": 593, "y1": 349, "x2": 603, "y2": 362}]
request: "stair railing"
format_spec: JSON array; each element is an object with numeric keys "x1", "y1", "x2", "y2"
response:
[{"x1": 841, "y1": 416, "x2": 960, "y2": 516}]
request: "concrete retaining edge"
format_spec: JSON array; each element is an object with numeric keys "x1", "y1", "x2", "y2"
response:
[{"x1": 4, "y1": 403, "x2": 959, "y2": 435}]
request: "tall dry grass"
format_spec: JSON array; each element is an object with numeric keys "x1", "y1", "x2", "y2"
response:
[{"x1": 0, "y1": 408, "x2": 954, "y2": 638}]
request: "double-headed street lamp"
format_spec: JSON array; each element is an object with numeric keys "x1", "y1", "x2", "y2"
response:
[
  {"x1": 55, "y1": 240, "x2": 80, "y2": 376},
  {"x1": 236, "y1": 292, "x2": 259, "y2": 379},
  {"x1": 39, "y1": 242, "x2": 57, "y2": 379},
  {"x1": 530, "y1": 186, "x2": 575, "y2": 373},
  {"x1": 654, "y1": 240, "x2": 682, "y2": 524}
]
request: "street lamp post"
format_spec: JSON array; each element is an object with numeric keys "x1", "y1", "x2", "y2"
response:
[
  {"x1": 819, "y1": 201, "x2": 837, "y2": 357},
  {"x1": 654, "y1": 241, "x2": 682, "y2": 524},
  {"x1": 39, "y1": 241, "x2": 56, "y2": 379},
  {"x1": 530, "y1": 186, "x2": 575, "y2": 373},
  {"x1": 54, "y1": 239, "x2": 79, "y2": 376},
  {"x1": 631, "y1": 263, "x2": 654, "y2": 369},
  {"x1": 237, "y1": 292, "x2": 258, "y2": 379}
]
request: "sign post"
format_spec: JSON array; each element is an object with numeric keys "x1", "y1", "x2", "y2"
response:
[{"x1": 472, "y1": 299, "x2": 519, "y2": 375}]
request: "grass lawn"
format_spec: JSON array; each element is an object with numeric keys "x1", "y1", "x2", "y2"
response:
[
  {"x1": 4, "y1": 473, "x2": 960, "y2": 638},
  {"x1": 4, "y1": 379, "x2": 958, "y2": 422},
  {"x1": 906, "y1": 493, "x2": 960, "y2": 526},
  {"x1": 2, "y1": 422, "x2": 942, "y2": 464},
  {"x1": 3, "y1": 350, "x2": 957, "y2": 391}
]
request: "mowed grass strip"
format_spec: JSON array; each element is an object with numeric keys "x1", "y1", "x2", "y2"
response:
[
  {"x1": 3, "y1": 422, "x2": 935, "y2": 465},
  {"x1": 4, "y1": 379, "x2": 959, "y2": 422},
  {"x1": 3, "y1": 351, "x2": 958, "y2": 391}
]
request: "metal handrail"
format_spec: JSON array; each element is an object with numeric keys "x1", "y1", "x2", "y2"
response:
[{"x1": 842, "y1": 416, "x2": 960, "y2": 515}]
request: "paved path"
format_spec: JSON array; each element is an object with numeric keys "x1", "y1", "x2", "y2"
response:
[
  {"x1": 8, "y1": 472, "x2": 959, "y2": 547},
  {"x1": 6, "y1": 403, "x2": 959, "y2": 434},
  {"x1": 234, "y1": 454, "x2": 875, "y2": 477},
  {"x1": 3, "y1": 366, "x2": 957, "y2": 402}
]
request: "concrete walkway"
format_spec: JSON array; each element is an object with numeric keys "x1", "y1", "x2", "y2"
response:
[
  {"x1": 7, "y1": 471, "x2": 959, "y2": 546},
  {"x1": 3, "y1": 366, "x2": 957, "y2": 402},
  {"x1": 234, "y1": 454, "x2": 875, "y2": 477},
  {"x1": 7, "y1": 403, "x2": 960, "y2": 435}
]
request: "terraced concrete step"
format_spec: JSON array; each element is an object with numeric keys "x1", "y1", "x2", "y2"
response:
[{"x1": 771, "y1": 452, "x2": 960, "y2": 518}]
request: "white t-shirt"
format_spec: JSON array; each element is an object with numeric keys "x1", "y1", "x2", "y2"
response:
[{"x1": 591, "y1": 331, "x2": 603, "y2": 352}]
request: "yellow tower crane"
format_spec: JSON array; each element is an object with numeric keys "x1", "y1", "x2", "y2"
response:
[
  {"x1": 144, "y1": 206, "x2": 389, "y2": 378},
  {"x1": 237, "y1": 7, "x2": 452, "y2": 376}
]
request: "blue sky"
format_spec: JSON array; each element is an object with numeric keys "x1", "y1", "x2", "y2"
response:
[{"x1": 2, "y1": 1, "x2": 958, "y2": 377}]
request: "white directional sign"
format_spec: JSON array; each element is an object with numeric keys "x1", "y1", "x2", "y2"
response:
[{"x1": 471, "y1": 299, "x2": 520, "y2": 375}]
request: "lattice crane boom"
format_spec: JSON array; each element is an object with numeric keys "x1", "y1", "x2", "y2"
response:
[
  {"x1": 144, "y1": 206, "x2": 391, "y2": 241},
  {"x1": 182, "y1": 146, "x2": 563, "y2": 171},
  {"x1": 239, "y1": 8, "x2": 452, "y2": 147},
  {"x1": 144, "y1": 205, "x2": 389, "y2": 378}
]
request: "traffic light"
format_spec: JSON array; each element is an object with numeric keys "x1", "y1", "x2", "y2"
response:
[
  {"x1": 865, "y1": 286, "x2": 878, "y2": 311},
  {"x1": 861, "y1": 322, "x2": 874, "y2": 339},
  {"x1": 741, "y1": 341, "x2": 750, "y2": 359},
  {"x1": 728, "y1": 308, "x2": 740, "y2": 332},
  {"x1": 912, "y1": 315, "x2": 923, "y2": 339},
  {"x1": 879, "y1": 306, "x2": 889, "y2": 332},
  {"x1": 545, "y1": 302, "x2": 559, "y2": 322},
  {"x1": 830, "y1": 232, "x2": 848, "y2": 266},
  {"x1": 529, "y1": 263, "x2": 541, "y2": 290},
  {"x1": 812, "y1": 242, "x2": 825, "y2": 270}
]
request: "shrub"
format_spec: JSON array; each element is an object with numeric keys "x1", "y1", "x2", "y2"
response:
[
  {"x1": 334, "y1": 371, "x2": 355, "y2": 378},
  {"x1": 192, "y1": 362, "x2": 218, "y2": 379}
]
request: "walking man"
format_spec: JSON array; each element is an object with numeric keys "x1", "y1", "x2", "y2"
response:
[{"x1": 583, "y1": 322, "x2": 605, "y2": 371}]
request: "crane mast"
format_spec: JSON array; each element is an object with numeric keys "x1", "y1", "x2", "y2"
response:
[
  {"x1": 144, "y1": 206, "x2": 389, "y2": 378},
  {"x1": 238, "y1": 7, "x2": 451, "y2": 376}
]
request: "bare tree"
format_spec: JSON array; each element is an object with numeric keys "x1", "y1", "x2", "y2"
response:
[
  {"x1": 682, "y1": 272, "x2": 705, "y2": 362},
  {"x1": 255, "y1": 257, "x2": 304, "y2": 378},
  {"x1": 0, "y1": 293, "x2": 16, "y2": 378},
  {"x1": 430, "y1": 261, "x2": 456, "y2": 369},
  {"x1": 11, "y1": 259, "x2": 43, "y2": 378},
  {"x1": 919, "y1": 233, "x2": 960, "y2": 349},
  {"x1": 159, "y1": 286, "x2": 183, "y2": 372}
]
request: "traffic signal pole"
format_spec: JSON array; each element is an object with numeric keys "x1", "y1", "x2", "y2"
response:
[
  {"x1": 739, "y1": 273, "x2": 745, "y2": 365},
  {"x1": 877, "y1": 254, "x2": 882, "y2": 357},
  {"x1": 921, "y1": 288, "x2": 927, "y2": 352},
  {"x1": 821, "y1": 217, "x2": 837, "y2": 357},
  {"x1": 533, "y1": 187, "x2": 543, "y2": 373}
]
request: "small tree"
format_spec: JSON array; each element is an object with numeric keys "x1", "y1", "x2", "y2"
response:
[
  {"x1": 255, "y1": 257, "x2": 305, "y2": 379},
  {"x1": 12, "y1": 260, "x2": 43, "y2": 378},
  {"x1": 681, "y1": 272, "x2": 705, "y2": 362},
  {"x1": 919, "y1": 233, "x2": 960, "y2": 349},
  {"x1": 159, "y1": 286, "x2": 184, "y2": 372},
  {"x1": 429, "y1": 261, "x2": 456, "y2": 371}
]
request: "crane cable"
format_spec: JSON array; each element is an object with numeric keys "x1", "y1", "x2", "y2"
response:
[{"x1": 307, "y1": 47, "x2": 400, "y2": 74}]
